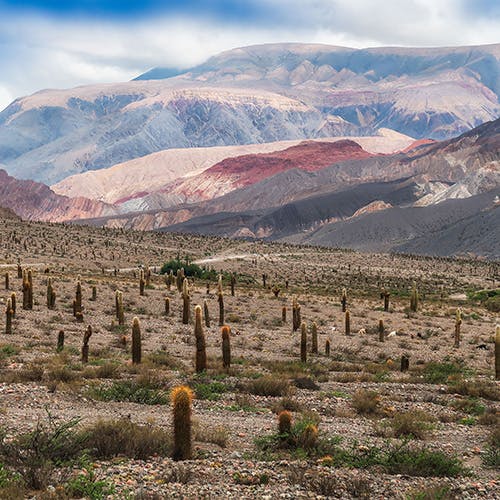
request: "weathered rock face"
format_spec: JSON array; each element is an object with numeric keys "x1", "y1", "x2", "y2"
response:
[
  {"x1": 0, "y1": 169, "x2": 117, "y2": 222},
  {"x1": 0, "y1": 43, "x2": 499, "y2": 185}
]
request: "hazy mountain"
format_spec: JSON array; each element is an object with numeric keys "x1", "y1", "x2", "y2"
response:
[{"x1": 0, "y1": 42, "x2": 498, "y2": 184}]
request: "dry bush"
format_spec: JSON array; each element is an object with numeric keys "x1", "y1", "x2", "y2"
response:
[
  {"x1": 351, "y1": 389, "x2": 381, "y2": 415},
  {"x1": 244, "y1": 376, "x2": 290, "y2": 397}
]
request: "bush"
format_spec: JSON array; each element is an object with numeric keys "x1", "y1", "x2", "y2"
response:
[
  {"x1": 245, "y1": 376, "x2": 290, "y2": 397},
  {"x1": 81, "y1": 419, "x2": 171, "y2": 460},
  {"x1": 448, "y1": 380, "x2": 499, "y2": 401},
  {"x1": 193, "y1": 381, "x2": 227, "y2": 401},
  {"x1": 422, "y1": 362, "x2": 464, "y2": 384},
  {"x1": 65, "y1": 457, "x2": 115, "y2": 500},
  {"x1": 160, "y1": 259, "x2": 215, "y2": 279},
  {"x1": 351, "y1": 390, "x2": 380, "y2": 415},
  {"x1": 390, "y1": 411, "x2": 434, "y2": 440},
  {"x1": 482, "y1": 425, "x2": 500, "y2": 467}
]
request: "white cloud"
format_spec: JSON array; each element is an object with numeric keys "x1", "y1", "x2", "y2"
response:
[{"x1": 0, "y1": 1, "x2": 498, "y2": 110}]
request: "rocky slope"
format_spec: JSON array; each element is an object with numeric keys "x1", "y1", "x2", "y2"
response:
[
  {"x1": 0, "y1": 169, "x2": 117, "y2": 222},
  {"x1": 0, "y1": 42, "x2": 499, "y2": 184}
]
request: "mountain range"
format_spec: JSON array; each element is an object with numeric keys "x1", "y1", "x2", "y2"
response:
[{"x1": 0, "y1": 43, "x2": 498, "y2": 257}]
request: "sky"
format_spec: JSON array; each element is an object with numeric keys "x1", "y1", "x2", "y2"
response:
[{"x1": 0, "y1": 0, "x2": 499, "y2": 111}]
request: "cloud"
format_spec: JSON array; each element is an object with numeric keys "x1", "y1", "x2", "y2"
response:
[{"x1": 0, "y1": 0, "x2": 499, "y2": 112}]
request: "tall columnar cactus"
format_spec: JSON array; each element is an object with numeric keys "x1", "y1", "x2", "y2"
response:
[
  {"x1": 218, "y1": 275, "x2": 224, "y2": 326},
  {"x1": 5, "y1": 272, "x2": 9, "y2": 291},
  {"x1": 495, "y1": 324, "x2": 499, "y2": 381},
  {"x1": 454, "y1": 308, "x2": 462, "y2": 348},
  {"x1": 378, "y1": 319, "x2": 385, "y2": 342},
  {"x1": 230, "y1": 273, "x2": 236, "y2": 297},
  {"x1": 311, "y1": 322, "x2": 318, "y2": 354},
  {"x1": 325, "y1": 339, "x2": 331, "y2": 357},
  {"x1": 132, "y1": 317, "x2": 142, "y2": 364},
  {"x1": 262, "y1": 273, "x2": 267, "y2": 288},
  {"x1": 10, "y1": 292, "x2": 16, "y2": 318},
  {"x1": 17, "y1": 263, "x2": 22, "y2": 279},
  {"x1": 278, "y1": 410, "x2": 292, "y2": 435},
  {"x1": 115, "y1": 291, "x2": 125, "y2": 326},
  {"x1": 91, "y1": 286, "x2": 97, "y2": 301},
  {"x1": 194, "y1": 305, "x2": 207, "y2": 373},
  {"x1": 47, "y1": 278, "x2": 56, "y2": 309},
  {"x1": 145, "y1": 266, "x2": 151, "y2": 287},
  {"x1": 182, "y1": 278, "x2": 190, "y2": 325},
  {"x1": 176, "y1": 268, "x2": 184, "y2": 293},
  {"x1": 300, "y1": 322, "x2": 307, "y2": 363},
  {"x1": 204, "y1": 300, "x2": 210, "y2": 328},
  {"x1": 171, "y1": 385, "x2": 193, "y2": 461},
  {"x1": 292, "y1": 297, "x2": 301, "y2": 332},
  {"x1": 410, "y1": 282, "x2": 419, "y2": 312},
  {"x1": 341, "y1": 288, "x2": 347, "y2": 312},
  {"x1": 381, "y1": 290, "x2": 390, "y2": 312},
  {"x1": 282, "y1": 306, "x2": 287, "y2": 323},
  {"x1": 222, "y1": 325, "x2": 231, "y2": 369},
  {"x1": 22, "y1": 270, "x2": 33, "y2": 310},
  {"x1": 345, "y1": 310, "x2": 351, "y2": 336},
  {"x1": 81, "y1": 325, "x2": 92, "y2": 363},
  {"x1": 5, "y1": 298, "x2": 13, "y2": 334},
  {"x1": 139, "y1": 269, "x2": 145, "y2": 296},
  {"x1": 57, "y1": 330, "x2": 64, "y2": 352},
  {"x1": 75, "y1": 280, "x2": 82, "y2": 315},
  {"x1": 165, "y1": 297, "x2": 170, "y2": 316}
]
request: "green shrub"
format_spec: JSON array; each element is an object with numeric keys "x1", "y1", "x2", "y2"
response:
[
  {"x1": 88, "y1": 378, "x2": 169, "y2": 405},
  {"x1": 193, "y1": 381, "x2": 227, "y2": 401},
  {"x1": 422, "y1": 362, "x2": 464, "y2": 384},
  {"x1": 65, "y1": 457, "x2": 115, "y2": 500}
]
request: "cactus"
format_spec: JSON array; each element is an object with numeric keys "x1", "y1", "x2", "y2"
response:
[
  {"x1": 230, "y1": 273, "x2": 236, "y2": 296},
  {"x1": 145, "y1": 266, "x2": 151, "y2": 287},
  {"x1": 81, "y1": 325, "x2": 92, "y2": 363},
  {"x1": 292, "y1": 297, "x2": 301, "y2": 332},
  {"x1": 91, "y1": 286, "x2": 97, "y2": 301},
  {"x1": 262, "y1": 273, "x2": 267, "y2": 288},
  {"x1": 410, "y1": 282, "x2": 419, "y2": 312},
  {"x1": 381, "y1": 290, "x2": 390, "y2": 312},
  {"x1": 171, "y1": 385, "x2": 193, "y2": 461},
  {"x1": 401, "y1": 354, "x2": 410, "y2": 372},
  {"x1": 5, "y1": 298, "x2": 13, "y2": 334},
  {"x1": 345, "y1": 310, "x2": 351, "y2": 336},
  {"x1": 325, "y1": 339, "x2": 331, "y2": 357},
  {"x1": 22, "y1": 270, "x2": 33, "y2": 310},
  {"x1": 300, "y1": 424, "x2": 318, "y2": 450},
  {"x1": 74, "y1": 280, "x2": 82, "y2": 315},
  {"x1": 278, "y1": 410, "x2": 292, "y2": 435},
  {"x1": 454, "y1": 308, "x2": 462, "y2": 348},
  {"x1": 164, "y1": 297, "x2": 170, "y2": 316},
  {"x1": 218, "y1": 275, "x2": 224, "y2": 326},
  {"x1": 132, "y1": 317, "x2": 142, "y2": 364},
  {"x1": 115, "y1": 291, "x2": 125, "y2": 326},
  {"x1": 311, "y1": 322, "x2": 318, "y2": 354},
  {"x1": 57, "y1": 330, "x2": 64, "y2": 352},
  {"x1": 75, "y1": 311, "x2": 84, "y2": 323},
  {"x1": 17, "y1": 263, "x2": 22, "y2": 279},
  {"x1": 203, "y1": 300, "x2": 210, "y2": 328},
  {"x1": 182, "y1": 278, "x2": 190, "y2": 325},
  {"x1": 4, "y1": 272, "x2": 9, "y2": 290},
  {"x1": 176, "y1": 268, "x2": 184, "y2": 293},
  {"x1": 495, "y1": 324, "x2": 499, "y2": 380},
  {"x1": 10, "y1": 292, "x2": 16, "y2": 318},
  {"x1": 222, "y1": 325, "x2": 231, "y2": 369},
  {"x1": 378, "y1": 319, "x2": 384, "y2": 342},
  {"x1": 47, "y1": 278, "x2": 56, "y2": 309},
  {"x1": 341, "y1": 288, "x2": 347, "y2": 312},
  {"x1": 300, "y1": 322, "x2": 307, "y2": 363},
  {"x1": 139, "y1": 269, "x2": 145, "y2": 296},
  {"x1": 194, "y1": 305, "x2": 207, "y2": 372},
  {"x1": 282, "y1": 306, "x2": 287, "y2": 323}
]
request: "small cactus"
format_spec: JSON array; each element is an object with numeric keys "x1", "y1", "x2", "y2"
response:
[
  {"x1": 164, "y1": 297, "x2": 170, "y2": 316},
  {"x1": 132, "y1": 317, "x2": 141, "y2": 364},
  {"x1": 218, "y1": 276, "x2": 224, "y2": 326},
  {"x1": 401, "y1": 354, "x2": 410, "y2": 372},
  {"x1": 4, "y1": 272, "x2": 9, "y2": 290},
  {"x1": 454, "y1": 308, "x2": 462, "y2": 348},
  {"x1": 115, "y1": 291, "x2": 125, "y2": 326},
  {"x1": 230, "y1": 273, "x2": 236, "y2": 296},
  {"x1": 47, "y1": 278, "x2": 56, "y2": 309},
  {"x1": 75, "y1": 280, "x2": 82, "y2": 315},
  {"x1": 378, "y1": 319, "x2": 384, "y2": 342},
  {"x1": 278, "y1": 410, "x2": 292, "y2": 435},
  {"x1": 222, "y1": 325, "x2": 231, "y2": 369},
  {"x1": 311, "y1": 322, "x2": 318, "y2": 354},
  {"x1": 81, "y1": 325, "x2": 92, "y2": 363},
  {"x1": 325, "y1": 339, "x2": 331, "y2": 356},
  {"x1": 91, "y1": 286, "x2": 97, "y2": 301},
  {"x1": 292, "y1": 297, "x2": 301, "y2": 332},
  {"x1": 139, "y1": 269, "x2": 145, "y2": 296},
  {"x1": 300, "y1": 322, "x2": 307, "y2": 363},
  {"x1": 381, "y1": 290, "x2": 390, "y2": 312},
  {"x1": 345, "y1": 310, "x2": 351, "y2": 336},
  {"x1": 10, "y1": 292, "x2": 16, "y2": 318},
  {"x1": 171, "y1": 385, "x2": 193, "y2": 461},
  {"x1": 282, "y1": 306, "x2": 286, "y2": 323},
  {"x1": 194, "y1": 305, "x2": 207, "y2": 372}
]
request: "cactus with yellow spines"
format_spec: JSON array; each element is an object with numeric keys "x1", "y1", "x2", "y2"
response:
[
  {"x1": 278, "y1": 410, "x2": 292, "y2": 435},
  {"x1": 171, "y1": 385, "x2": 193, "y2": 461}
]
